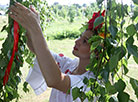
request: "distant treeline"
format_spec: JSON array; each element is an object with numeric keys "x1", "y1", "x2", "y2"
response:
[{"x1": 50, "y1": 2, "x2": 99, "y2": 23}]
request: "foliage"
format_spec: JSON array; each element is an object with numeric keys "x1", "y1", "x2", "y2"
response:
[
  {"x1": 50, "y1": 2, "x2": 99, "y2": 23},
  {"x1": 52, "y1": 30, "x2": 81, "y2": 40},
  {"x1": 72, "y1": 0, "x2": 138, "y2": 101},
  {"x1": 0, "y1": 0, "x2": 52, "y2": 101}
]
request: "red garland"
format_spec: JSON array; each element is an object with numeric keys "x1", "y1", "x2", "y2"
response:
[
  {"x1": 88, "y1": 10, "x2": 105, "y2": 31},
  {"x1": 3, "y1": 21, "x2": 19, "y2": 86}
]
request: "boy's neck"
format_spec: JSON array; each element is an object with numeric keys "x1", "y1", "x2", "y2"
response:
[{"x1": 72, "y1": 58, "x2": 90, "y2": 75}]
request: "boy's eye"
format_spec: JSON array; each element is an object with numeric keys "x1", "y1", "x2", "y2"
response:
[{"x1": 83, "y1": 39, "x2": 87, "y2": 43}]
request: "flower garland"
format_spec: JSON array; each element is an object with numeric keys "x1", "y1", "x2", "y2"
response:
[
  {"x1": 80, "y1": 10, "x2": 110, "y2": 39},
  {"x1": 88, "y1": 10, "x2": 105, "y2": 31}
]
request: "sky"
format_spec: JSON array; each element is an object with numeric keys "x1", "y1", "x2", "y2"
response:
[{"x1": 0, "y1": 0, "x2": 133, "y2": 6}]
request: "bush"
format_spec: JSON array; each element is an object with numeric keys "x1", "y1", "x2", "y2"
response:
[{"x1": 52, "y1": 30, "x2": 81, "y2": 40}]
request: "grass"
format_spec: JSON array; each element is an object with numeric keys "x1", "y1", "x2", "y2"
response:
[
  {"x1": 0, "y1": 15, "x2": 138, "y2": 101},
  {"x1": 47, "y1": 38, "x2": 75, "y2": 58}
]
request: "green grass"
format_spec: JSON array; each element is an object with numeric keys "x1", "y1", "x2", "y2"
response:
[
  {"x1": 11, "y1": 63, "x2": 51, "y2": 102},
  {"x1": 47, "y1": 38, "x2": 75, "y2": 58}
]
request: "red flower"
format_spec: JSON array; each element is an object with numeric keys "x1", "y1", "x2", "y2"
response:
[{"x1": 88, "y1": 10, "x2": 105, "y2": 31}]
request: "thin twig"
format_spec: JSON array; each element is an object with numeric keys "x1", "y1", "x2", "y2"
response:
[{"x1": 115, "y1": 68, "x2": 121, "y2": 79}]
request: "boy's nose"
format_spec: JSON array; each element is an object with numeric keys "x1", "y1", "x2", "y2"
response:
[{"x1": 75, "y1": 38, "x2": 81, "y2": 45}]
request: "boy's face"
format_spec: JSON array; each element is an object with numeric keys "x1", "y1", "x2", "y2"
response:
[{"x1": 72, "y1": 30, "x2": 93, "y2": 59}]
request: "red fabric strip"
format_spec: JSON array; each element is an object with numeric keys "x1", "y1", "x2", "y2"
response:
[{"x1": 3, "y1": 21, "x2": 19, "y2": 86}]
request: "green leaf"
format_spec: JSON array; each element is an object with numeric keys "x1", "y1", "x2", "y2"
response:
[
  {"x1": 93, "y1": 16, "x2": 104, "y2": 29},
  {"x1": 101, "y1": 69, "x2": 109, "y2": 83},
  {"x1": 12, "y1": 90, "x2": 19, "y2": 99},
  {"x1": 109, "y1": 55, "x2": 118, "y2": 71},
  {"x1": 132, "y1": 0, "x2": 138, "y2": 5},
  {"x1": 90, "y1": 40, "x2": 101, "y2": 51},
  {"x1": 117, "y1": 92, "x2": 130, "y2": 102},
  {"x1": 137, "y1": 33, "x2": 138, "y2": 41},
  {"x1": 121, "y1": 4, "x2": 125, "y2": 18},
  {"x1": 133, "y1": 56, "x2": 138, "y2": 64},
  {"x1": 121, "y1": 20, "x2": 125, "y2": 29},
  {"x1": 132, "y1": 11, "x2": 138, "y2": 21},
  {"x1": 109, "y1": 97, "x2": 115, "y2": 102},
  {"x1": 79, "y1": 24, "x2": 88, "y2": 33},
  {"x1": 17, "y1": 0, "x2": 23, "y2": 3},
  {"x1": 126, "y1": 24, "x2": 137, "y2": 36},
  {"x1": 109, "y1": 25, "x2": 118, "y2": 38},
  {"x1": 130, "y1": 78, "x2": 138, "y2": 98},
  {"x1": 114, "y1": 79, "x2": 126, "y2": 92},
  {"x1": 1, "y1": 25, "x2": 7, "y2": 32},
  {"x1": 11, "y1": 61, "x2": 16, "y2": 69},
  {"x1": 96, "y1": 0, "x2": 104, "y2": 4},
  {"x1": 85, "y1": 91, "x2": 93, "y2": 100},
  {"x1": 25, "y1": 56, "x2": 32, "y2": 64},
  {"x1": 115, "y1": 46, "x2": 126, "y2": 61},
  {"x1": 111, "y1": 19, "x2": 117, "y2": 27},
  {"x1": 116, "y1": 4, "x2": 121, "y2": 18},
  {"x1": 79, "y1": 91, "x2": 86, "y2": 100},
  {"x1": 127, "y1": 44, "x2": 138, "y2": 57},
  {"x1": 105, "y1": 82, "x2": 117, "y2": 95},
  {"x1": 72, "y1": 87, "x2": 80, "y2": 100},
  {"x1": 0, "y1": 38, "x2": 4, "y2": 41},
  {"x1": 109, "y1": 96, "x2": 118, "y2": 102},
  {"x1": 111, "y1": 0, "x2": 117, "y2": 9},
  {"x1": 2, "y1": 34, "x2": 13, "y2": 54},
  {"x1": 23, "y1": 82, "x2": 29, "y2": 93},
  {"x1": 126, "y1": 36, "x2": 134, "y2": 45},
  {"x1": 127, "y1": 53, "x2": 131, "y2": 59},
  {"x1": 123, "y1": 64, "x2": 129, "y2": 75},
  {"x1": 0, "y1": 68, "x2": 5, "y2": 77},
  {"x1": 136, "y1": 23, "x2": 138, "y2": 31},
  {"x1": 88, "y1": 35, "x2": 101, "y2": 43},
  {"x1": 5, "y1": 86, "x2": 13, "y2": 93},
  {"x1": 83, "y1": 77, "x2": 89, "y2": 84},
  {"x1": 0, "y1": 57, "x2": 8, "y2": 67},
  {"x1": 123, "y1": 4, "x2": 129, "y2": 15}
]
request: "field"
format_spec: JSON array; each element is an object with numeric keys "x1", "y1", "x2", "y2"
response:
[{"x1": 0, "y1": 15, "x2": 138, "y2": 102}]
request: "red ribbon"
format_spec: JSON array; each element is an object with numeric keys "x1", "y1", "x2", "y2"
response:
[{"x1": 3, "y1": 21, "x2": 19, "y2": 86}]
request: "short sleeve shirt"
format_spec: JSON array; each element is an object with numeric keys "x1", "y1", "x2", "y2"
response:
[{"x1": 26, "y1": 51, "x2": 96, "y2": 102}]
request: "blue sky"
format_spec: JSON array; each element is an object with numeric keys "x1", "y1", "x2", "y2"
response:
[{"x1": 0, "y1": 0, "x2": 133, "y2": 5}]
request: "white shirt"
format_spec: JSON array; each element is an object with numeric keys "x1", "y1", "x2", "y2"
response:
[{"x1": 26, "y1": 51, "x2": 97, "y2": 102}]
